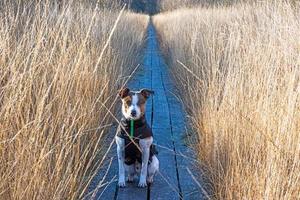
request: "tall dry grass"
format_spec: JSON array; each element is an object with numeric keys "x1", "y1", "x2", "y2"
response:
[
  {"x1": 0, "y1": 1, "x2": 149, "y2": 199},
  {"x1": 154, "y1": 1, "x2": 300, "y2": 199}
]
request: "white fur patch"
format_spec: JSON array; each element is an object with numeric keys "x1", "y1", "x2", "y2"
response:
[
  {"x1": 147, "y1": 155, "x2": 159, "y2": 183},
  {"x1": 122, "y1": 93, "x2": 142, "y2": 120},
  {"x1": 138, "y1": 137, "x2": 153, "y2": 187},
  {"x1": 116, "y1": 136, "x2": 126, "y2": 187}
]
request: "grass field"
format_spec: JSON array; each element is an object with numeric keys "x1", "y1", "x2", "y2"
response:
[
  {"x1": 0, "y1": 1, "x2": 148, "y2": 199},
  {"x1": 154, "y1": 1, "x2": 300, "y2": 199}
]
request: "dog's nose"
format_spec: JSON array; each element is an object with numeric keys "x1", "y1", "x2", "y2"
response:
[{"x1": 131, "y1": 110, "x2": 137, "y2": 117}]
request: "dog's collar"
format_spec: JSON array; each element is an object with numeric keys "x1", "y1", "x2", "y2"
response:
[
  {"x1": 121, "y1": 116, "x2": 147, "y2": 129},
  {"x1": 122, "y1": 116, "x2": 146, "y2": 127},
  {"x1": 118, "y1": 116, "x2": 152, "y2": 140}
]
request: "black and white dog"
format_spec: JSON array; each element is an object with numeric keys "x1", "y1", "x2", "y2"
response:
[{"x1": 116, "y1": 88, "x2": 159, "y2": 187}]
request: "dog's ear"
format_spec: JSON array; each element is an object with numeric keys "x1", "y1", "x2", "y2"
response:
[
  {"x1": 119, "y1": 88, "x2": 130, "y2": 99},
  {"x1": 140, "y1": 89, "x2": 154, "y2": 99}
]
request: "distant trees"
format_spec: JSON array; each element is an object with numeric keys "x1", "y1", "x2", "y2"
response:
[
  {"x1": 157, "y1": 0, "x2": 251, "y2": 11},
  {"x1": 124, "y1": 0, "x2": 159, "y2": 14}
]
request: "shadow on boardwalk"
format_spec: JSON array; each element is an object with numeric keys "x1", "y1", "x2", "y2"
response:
[{"x1": 87, "y1": 21, "x2": 206, "y2": 200}]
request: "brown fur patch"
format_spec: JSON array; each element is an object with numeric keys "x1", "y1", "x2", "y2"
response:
[
  {"x1": 119, "y1": 88, "x2": 130, "y2": 99},
  {"x1": 122, "y1": 95, "x2": 132, "y2": 113}
]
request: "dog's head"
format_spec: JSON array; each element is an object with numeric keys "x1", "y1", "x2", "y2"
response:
[{"x1": 119, "y1": 88, "x2": 154, "y2": 120}]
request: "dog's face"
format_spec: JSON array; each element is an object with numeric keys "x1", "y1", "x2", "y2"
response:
[{"x1": 119, "y1": 88, "x2": 154, "y2": 120}]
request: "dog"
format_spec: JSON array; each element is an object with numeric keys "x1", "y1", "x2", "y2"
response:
[{"x1": 116, "y1": 87, "x2": 159, "y2": 188}]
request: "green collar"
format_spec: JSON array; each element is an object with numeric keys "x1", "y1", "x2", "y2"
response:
[{"x1": 130, "y1": 120, "x2": 134, "y2": 138}]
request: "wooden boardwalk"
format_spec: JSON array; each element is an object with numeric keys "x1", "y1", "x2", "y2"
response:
[{"x1": 88, "y1": 23, "x2": 205, "y2": 200}]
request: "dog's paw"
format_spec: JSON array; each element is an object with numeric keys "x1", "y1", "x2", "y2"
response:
[
  {"x1": 147, "y1": 176, "x2": 154, "y2": 184},
  {"x1": 118, "y1": 181, "x2": 126, "y2": 187},
  {"x1": 118, "y1": 177, "x2": 126, "y2": 187},
  {"x1": 138, "y1": 180, "x2": 147, "y2": 188},
  {"x1": 138, "y1": 175, "x2": 147, "y2": 187}
]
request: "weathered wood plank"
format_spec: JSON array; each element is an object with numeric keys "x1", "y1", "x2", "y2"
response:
[
  {"x1": 175, "y1": 145, "x2": 204, "y2": 200},
  {"x1": 151, "y1": 88, "x2": 170, "y2": 129},
  {"x1": 91, "y1": 156, "x2": 118, "y2": 200},
  {"x1": 87, "y1": 155, "x2": 118, "y2": 200},
  {"x1": 144, "y1": 51, "x2": 152, "y2": 67},
  {"x1": 117, "y1": 183, "x2": 148, "y2": 200},
  {"x1": 164, "y1": 78, "x2": 205, "y2": 199},
  {"x1": 142, "y1": 43, "x2": 153, "y2": 128},
  {"x1": 86, "y1": 125, "x2": 118, "y2": 200},
  {"x1": 151, "y1": 128, "x2": 180, "y2": 200},
  {"x1": 149, "y1": 23, "x2": 183, "y2": 199},
  {"x1": 151, "y1": 73, "x2": 164, "y2": 90}
]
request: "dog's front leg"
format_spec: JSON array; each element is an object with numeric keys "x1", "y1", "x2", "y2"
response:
[
  {"x1": 138, "y1": 137, "x2": 153, "y2": 187},
  {"x1": 116, "y1": 136, "x2": 126, "y2": 187}
]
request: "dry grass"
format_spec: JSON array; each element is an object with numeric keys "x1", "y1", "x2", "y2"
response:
[
  {"x1": 0, "y1": 1, "x2": 149, "y2": 199},
  {"x1": 154, "y1": 1, "x2": 300, "y2": 199}
]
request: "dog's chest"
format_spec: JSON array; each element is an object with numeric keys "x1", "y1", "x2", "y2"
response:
[
  {"x1": 117, "y1": 117, "x2": 152, "y2": 140},
  {"x1": 124, "y1": 139, "x2": 142, "y2": 164}
]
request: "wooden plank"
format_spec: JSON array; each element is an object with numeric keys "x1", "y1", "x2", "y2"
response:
[
  {"x1": 152, "y1": 91, "x2": 170, "y2": 129},
  {"x1": 117, "y1": 183, "x2": 148, "y2": 200},
  {"x1": 175, "y1": 145, "x2": 204, "y2": 200},
  {"x1": 142, "y1": 39, "x2": 153, "y2": 128},
  {"x1": 87, "y1": 133, "x2": 118, "y2": 200},
  {"x1": 151, "y1": 72, "x2": 164, "y2": 90},
  {"x1": 143, "y1": 51, "x2": 152, "y2": 67},
  {"x1": 151, "y1": 52, "x2": 169, "y2": 128},
  {"x1": 149, "y1": 24, "x2": 181, "y2": 199},
  {"x1": 164, "y1": 81, "x2": 205, "y2": 199},
  {"x1": 152, "y1": 24, "x2": 205, "y2": 198},
  {"x1": 151, "y1": 128, "x2": 181, "y2": 200},
  {"x1": 151, "y1": 53, "x2": 160, "y2": 68},
  {"x1": 88, "y1": 155, "x2": 118, "y2": 200}
]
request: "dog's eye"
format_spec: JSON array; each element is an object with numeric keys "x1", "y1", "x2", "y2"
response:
[{"x1": 126, "y1": 101, "x2": 132, "y2": 106}]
